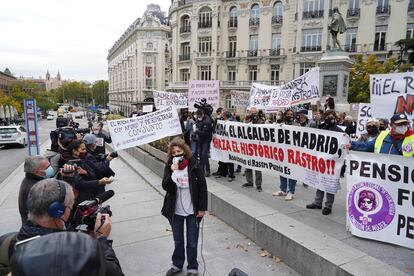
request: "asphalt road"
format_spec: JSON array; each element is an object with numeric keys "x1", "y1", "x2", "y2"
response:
[{"x1": 0, "y1": 115, "x2": 88, "y2": 184}]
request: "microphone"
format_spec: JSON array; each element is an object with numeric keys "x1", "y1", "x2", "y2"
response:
[{"x1": 94, "y1": 190, "x2": 115, "y2": 204}]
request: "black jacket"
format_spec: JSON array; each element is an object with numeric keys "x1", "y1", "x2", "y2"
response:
[
  {"x1": 18, "y1": 173, "x2": 43, "y2": 224},
  {"x1": 318, "y1": 123, "x2": 344, "y2": 133},
  {"x1": 195, "y1": 116, "x2": 213, "y2": 143},
  {"x1": 10, "y1": 221, "x2": 123, "y2": 276},
  {"x1": 95, "y1": 132, "x2": 112, "y2": 155},
  {"x1": 161, "y1": 157, "x2": 208, "y2": 223},
  {"x1": 85, "y1": 149, "x2": 115, "y2": 179}
]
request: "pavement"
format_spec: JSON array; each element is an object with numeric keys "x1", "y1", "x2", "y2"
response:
[{"x1": 0, "y1": 137, "x2": 300, "y2": 276}]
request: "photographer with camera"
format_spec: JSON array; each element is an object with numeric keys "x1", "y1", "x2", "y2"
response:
[
  {"x1": 193, "y1": 99, "x2": 214, "y2": 177},
  {"x1": 8, "y1": 179, "x2": 123, "y2": 276},
  {"x1": 82, "y1": 134, "x2": 116, "y2": 185}
]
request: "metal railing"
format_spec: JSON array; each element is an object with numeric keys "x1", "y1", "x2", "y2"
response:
[
  {"x1": 300, "y1": 45, "x2": 322, "y2": 52},
  {"x1": 180, "y1": 25, "x2": 191, "y2": 33},
  {"x1": 344, "y1": 44, "x2": 357, "y2": 53},
  {"x1": 347, "y1": 8, "x2": 360, "y2": 18},
  {"x1": 303, "y1": 10, "x2": 324, "y2": 19},
  {"x1": 179, "y1": 54, "x2": 191, "y2": 61},
  {"x1": 376, "y1": 5, "x2": 390, "y2": 16},
  {"x1": 269, "y1": 48, "x2": 283, "y2": 56},
  {"x1": 247, "y1": 49, "x2": 258, "y2": 57},
  {"x1": 249, "y1": 18, "x2": 260, "y2": 27},
  {"x1": 271, "y1": 15, "x2": 283, "y2": 24},
  {"x1": 226, "y1": 51, "x2": 237, "y2": 58}
]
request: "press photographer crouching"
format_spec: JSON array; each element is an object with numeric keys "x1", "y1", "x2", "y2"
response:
[{"x1": 10, "y1": 179, "x2": 123, "y2": 276}]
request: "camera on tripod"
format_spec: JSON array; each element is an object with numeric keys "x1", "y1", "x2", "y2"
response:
[
  {"x1": 74, "y1": 190, "x2": 115, "y2": 232},
  {"x1": 194, "y1": 98, "x2": 213, "y2": 117}
]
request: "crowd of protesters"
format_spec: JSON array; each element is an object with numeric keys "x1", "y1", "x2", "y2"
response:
[{"x1": 178, "y1": 95, "x2": 408, "y2": 217}]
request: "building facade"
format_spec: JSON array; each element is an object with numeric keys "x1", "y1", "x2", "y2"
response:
[
  {"x1": 0, "y1": 68, "x2": 17, "y2": 95},
  {"x1": 107, "y1": 4, "x2": 170, "y2": 115},
  {"x1": 168, "y1": 0, "x2": 414, "y2": 109}
]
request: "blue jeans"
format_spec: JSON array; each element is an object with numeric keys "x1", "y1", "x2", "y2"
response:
[
  {"x1": 191, "y1": 141, "x2": 198, "y2": 158},
  {"x1": 279, "y1": 176, "x2": 297, "y2": 194},
  {"x1": 198, "y1": 141, "x2": 210, "y2": 173},
  {"x1": 171, "y1": 214, "x2": 200, "y2": 273}
]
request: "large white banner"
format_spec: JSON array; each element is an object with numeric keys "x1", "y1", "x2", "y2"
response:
[
  {"x1": 107, "y1": 106, "x2": 182, "y2": 151},
  {"x1": 249, "y1": 68, "x2": 320, "y2": 110},
  {"x1": 153, "y1": 91, "x2": 188, "y2": 110},
  {"x1": 211, "y1": 121, "x2": 349, "y2": 193},
  {"x1": 231, "y1": 90, "x2": 250, "y2": 107},
  {"x1": 370, "y1": 71, "x2": 414, "y2": 122},
  {"x1": 347, "y1": 152, "x2": 414, "y2": 249},
  {"x1": 356, "y1": 103, "x2": 372, "y2": 136},
  {"x1": 188, "y1": 80, "x2": 220, "y2": 111}
]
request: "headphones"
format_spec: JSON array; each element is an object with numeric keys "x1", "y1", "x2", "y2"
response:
[{"x1": 47, "y1": 180, "x2": 67, "y2": 219}]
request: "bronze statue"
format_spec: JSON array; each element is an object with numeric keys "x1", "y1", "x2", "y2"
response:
[{"x1": 328, "y1": 7, "x2": 347, "y2": 51}]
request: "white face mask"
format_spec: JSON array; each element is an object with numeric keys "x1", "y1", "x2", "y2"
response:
[
  {"x1": 172, "y1": 155, "x2": 184, "y2": 164},
  {"x1": 93, "y1": 130, "x2": 100, "y2": 135},
  {"x1": 394, "y1": 125, "x2": 408, "y2": 135}
]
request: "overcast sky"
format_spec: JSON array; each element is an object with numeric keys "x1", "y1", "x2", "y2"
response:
[{"x1": 0, "y1": 0, "x2": 170, "y2": 82}]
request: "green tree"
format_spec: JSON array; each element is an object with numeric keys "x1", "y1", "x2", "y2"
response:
[
  {"x1": 91, "y1": 80, "x2": 109, "y2": 106},
  {"x1": 348, "y1": 54, "x2": 411, "y2": 103},
  {"x1": 395, "y1": 38, "x2": 414, "y2": 65},
  {"x1": 0, "y1": 91, "x2": 22, "y2": 113},
  {"x1": 55, "y1": 82, "x2": 91, "y2": 106}
]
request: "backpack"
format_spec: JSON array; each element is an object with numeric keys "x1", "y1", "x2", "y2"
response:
[{"x1": 0, "y1": 232, "x2": 17, "y2": 276}]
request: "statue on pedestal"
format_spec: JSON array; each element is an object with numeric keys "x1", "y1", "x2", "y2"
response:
[{"x1": 328, "y1": 7, "x2": 347, "y2": 51}]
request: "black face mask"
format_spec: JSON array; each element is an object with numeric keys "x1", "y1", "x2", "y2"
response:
[
  {"x1": 367, "y1": 126, "x2": 379, "y2": 135},
  {"x1": 285, "y1": 116, "x2": 294, "y2": 122},
  {"x1": 326, "y1": 118, "x2": 336, "y2": 127},
  {"x1": 379, "y1": 126, "x2": 386, "y2": 131}
]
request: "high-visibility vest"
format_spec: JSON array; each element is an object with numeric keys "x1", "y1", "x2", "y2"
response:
[{"x1": 374, "y1": 130, "x2": 414, "y2": 157}]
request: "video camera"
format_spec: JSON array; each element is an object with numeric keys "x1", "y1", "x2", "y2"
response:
[
  {"x1": 194, "y1": 98, "x2": 213, "y2": 117},
  {"x1": 74, "y1": 190, "x2": 115, "y2": 232}
]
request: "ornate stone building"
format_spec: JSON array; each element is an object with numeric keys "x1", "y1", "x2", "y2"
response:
[
  {"x1": 107, "y1": 4, "x2": 170, "y2": 115},
  {"x1": 168, "y1": 0, "x2": 414, "y2": 108},
  {"x1": 0, "y1": 68, "x2": 16, "y2": 95}
]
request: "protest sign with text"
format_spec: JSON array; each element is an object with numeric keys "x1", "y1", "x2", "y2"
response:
[
  {"x1": 231, "y1": 90, "x2": 250, "y2": 107},
  {"x1": 347, "y1": 151, "x2": 414, "y2": 249},
  {"x1": 107, "y1": 106, "x2": 182, "y2": 151},
  {"x1": 188, "y1": 80, "x2": 219, "y2": 111},
  {"x1": 249, "y1": 83, "x2": 290, "y2": 110},
  {"x1": 283, "y1": 67, "x2": 320, "y2": 106},
  {"x1": 211, "y1": 121, "x2": 349, "y2": 193},
  {"x1": 370, "y1": 71, "x2": 414, "y2": 122},
  {"x1": 153, "y1": 90, "x2": 188, "y2": 110},
  {"x1": 356, "y1": 103, "x2": 372, "y2": 136}
]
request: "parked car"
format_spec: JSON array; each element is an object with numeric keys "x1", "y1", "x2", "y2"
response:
[
  {"x1": 47, "y1": 114, "x2": 54, "y2": 120},
  {"x1": 0, "y1": 126, "x2": 27, "y2": 148},
  {"x1": 74, "y1": 111, "x2": 83, "y2": 119}
]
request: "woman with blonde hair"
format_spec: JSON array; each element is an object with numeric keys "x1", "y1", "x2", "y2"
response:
[{"x1": 161, "y1": 137, "x2": 208, "y2": 276}]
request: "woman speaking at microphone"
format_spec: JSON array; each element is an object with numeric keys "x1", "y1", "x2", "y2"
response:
[{"x1": 161, "y1": 137, "x2": 208, "y2": 276}]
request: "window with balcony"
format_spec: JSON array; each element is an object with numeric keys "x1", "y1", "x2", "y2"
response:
[
  {"x1": 374, "y1": 26, "x2": 387, "y2": 51},
  {"x1": 249, "y1": 65, "x2": 258, "y2": 81},
  {"x1": 198, "y1": 7, "x2": 212, "y2": 28},
  {"x1": 300, "y1": 63, "x2": 315, "y2": 76},
  {"x1": 146, "y1": 42, "x2": 153, "y2": 49},
  {"x1": 407, "y1": 23, "x2": 414, "y2": 38},
  {"x1": 229, "y1": 6, "x2": 238, "y2": 28},
  {"x1": 347, "y1": 0, "x2": 360, "y2": 17},
  {"x1": 228, "y1": 36, "x2": 237, "y2": 57},
  {"x1": 180, "y1": 15, "x2": 191, "y2": 33},
  {"x1": 198, "y1": 65, "x2": 211, "y2": 80},
  {"x1": 270, "y1": 65, "x2": 280, "y2": 85},
  {"x1": 271, "y1": 33, "x2": 281, "y2": 56},
  {"x1": 303, "y1": 0, "x2": 324, "y2": 19},
  {"x1": 249, "y1": 35, "x2": 258, "y2": 56},
  {"x1": 228, "y1": 66, "x2": 236, "y2": 82},
  {"x1": 250, "y1": 4, "x2": 260, "y2": 26},
  {"x1": 376, "y1": 0, "x2": 390, "y2": 15},
  {"x1": 345, "y1": 28, "x2": 357, "y2": 52},
  {"x1": 180, "y1": 42, "x2": 190, "y2": 61},
  {"x1": 198, "y1": 37, "x2": 212, "y2": 55},
  {"x1": 272, "y1": 1, "x2": 283, "y2": 24},
  {"x1": 301, "y1": 29, "x2": 322, "y2": 52},
  {"x1": 180, "y1": 69, "x2": 190, "y2": 82}
]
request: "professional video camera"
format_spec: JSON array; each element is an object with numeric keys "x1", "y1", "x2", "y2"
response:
[
  {"x1": 74, "y1": 190, "x2": 115, "y2": 232},
  {"x1": 194, "y1": 98, "x2": 213, "y2": 117}
]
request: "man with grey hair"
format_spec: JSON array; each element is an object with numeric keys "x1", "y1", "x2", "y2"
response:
[
  {"x1": 18, "y1": 156, "x2": 54, "y2": 224},
  {"x1": 11, "y1": 179, "x2": 124, "y2": 276}
]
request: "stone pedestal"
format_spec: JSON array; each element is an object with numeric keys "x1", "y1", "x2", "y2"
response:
[{"x1": 317, "y1": 51, "x2": 354, "y2": 106}]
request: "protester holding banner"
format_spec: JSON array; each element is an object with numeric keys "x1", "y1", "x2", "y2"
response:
[
  {"x1": 344, "y1": 115, "x2": 357, "y2": 136},
  {"x1": 351, "y1": 113, "x2": 414, "y2": 156},
  {"x1": 194, "y1": 109, "x2": 213, "y2": 177},
  {"x1": 273, "y1": 110, "x2": 284, "y2": 124},
  {"x1": 378, "y1": 118, "x2": 389, "y2": 131},
  {"x1": 296, "y1": 109, "x2": 316, "y2": 128},
  {"x1": 358, "y1": 119, "x2": 380, "y2": 142},
  {"x1": 161, "y1": 137, "x2": 208, "y2": 276},
  {"x1": 273, "y1": 109, "x2": 299, "y2": 200},
  {"x1": 314, "y1": 109, "x2": 324, "y2": 127},
  {"x1": 306, "y1": 110, "x2": 344, "y2": 215},
  {"x1": 214, "y1": 111, "x2": 236, "y2": 182},
  {"x1": 242, "y1": 107, "x2": 264, "y2": 192}
]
